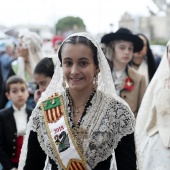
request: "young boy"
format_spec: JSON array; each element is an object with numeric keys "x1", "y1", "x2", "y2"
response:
[{"x1": 0, "y1": 75, "x2": 32, "y2": 170}]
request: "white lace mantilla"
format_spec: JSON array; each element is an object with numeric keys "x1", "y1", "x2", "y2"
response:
[{"x1": 19, "y1": 90, "x2": 134, "y2": 170}]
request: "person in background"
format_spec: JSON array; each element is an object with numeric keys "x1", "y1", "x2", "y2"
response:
[
  {"x1": 135, "y1": 38, "x2": 170, "y2": 170},
  {"x1": 101, "y1": 28, "x2": 146, "y2": 117},
  {"x1": 131, "y1": 33, "x2": 157, "y2": 85},
  {"x1": 0, "y1": 75, "x2": 32, "y2": 170},
  {"x1": 33, "y1": 57, "x2": 56, "y2": 168},
  {"x1": 18, "y1": 32, "x2": 136, "y2": 170},
  {"x1": 9, "y1": 31, "x2": 43, "y2": 109},
  {"x1": 40, "y1": 31, "x2": 54, "y2": 55},
  {"x1": 0, "y1": 63, "x2": 3, "y2": 106},
  {"x1": 53, "y1": 40, "x2": 63, "y2": 54},
  {"x1": 6, "y1": 41, "x2": 17, "y2": 59},
  {"x1": 0, "y1": 39, "x2": 15, "y2": 109},
  {"x1": 33, "y1": 57, "x2": 55, "y2": 103}
]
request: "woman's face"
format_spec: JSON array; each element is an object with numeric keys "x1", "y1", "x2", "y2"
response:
[
  {"x1": 133, "y1": 35, "x2": 147, "y2": 65},
  {"x1": 61, "y1": 43, "x2": 98, "y2": 92},
  {"x1": 17, "y1": 38, "x2": 29, "y2": 59},
  {"x1": 34, "y1": 73, "x2": 52, "y2": 92},
  {"x1": 168, "y1": 45, "x2": 170, "y2": 65},
  {"x1": 113, "y1": 40, "x2": 134, "y2": 66}
]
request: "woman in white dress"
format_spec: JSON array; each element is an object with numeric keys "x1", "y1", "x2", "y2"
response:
[
  {"x1": 135, "y1": 40, "x2": 170, "y2": 170},
  {"x1": 10, "y1": 31, "x2": 43, "y2": 109}
]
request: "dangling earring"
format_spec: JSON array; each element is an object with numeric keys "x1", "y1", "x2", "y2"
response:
[
  {"x1": 62, "y1": 76, "x2": 66, "y2": 89},
  {"x1": 93, "y1": 74, "x2": 98, "y2": 89}
]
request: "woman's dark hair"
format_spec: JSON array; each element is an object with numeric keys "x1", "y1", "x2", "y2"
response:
[
  {"x1": 58, "y1": 36, "x2": 98, "y2": 66},
  {"x1": 137, "y1": 33, "x2": 157, "y2": 81},
  {"x1": 34, "y1": 57, "x2": 54, "y2": 78}
]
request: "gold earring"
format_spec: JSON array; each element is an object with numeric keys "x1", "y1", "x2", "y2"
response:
[
  {"x1": 62, "y1": 76, "x2": 66, "y2": 89},
  {"x1": 93, "y1": 74, "x2": 98, "y2": 89}
]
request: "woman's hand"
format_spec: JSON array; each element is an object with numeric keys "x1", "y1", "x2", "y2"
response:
[{"x1": 34, "y1": 89, "x2": 42, "y2": 103}]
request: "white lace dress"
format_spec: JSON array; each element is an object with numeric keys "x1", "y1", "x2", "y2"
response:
[{"x1": 136, "y1": 86, "x2": 170, "y2": 170}]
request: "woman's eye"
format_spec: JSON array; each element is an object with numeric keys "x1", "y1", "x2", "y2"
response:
[
  {"x1": 64, "y1": 61, "x2": 72, "y2": 66},
  {"x1": 41, "y1": 82, "x2": 45, "y2": 86},
  {"x1": 79, "y1": 61, "x2": 87, "y2": 66}
]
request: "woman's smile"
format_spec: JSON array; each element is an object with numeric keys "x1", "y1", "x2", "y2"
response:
[{"x1": 70, "y1": 77, "x2": 84, "y2": 82}]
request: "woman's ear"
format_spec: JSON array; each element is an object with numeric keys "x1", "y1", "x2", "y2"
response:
[{"x1": 95, "y1": 66, "x2": 100, "y2": 74}]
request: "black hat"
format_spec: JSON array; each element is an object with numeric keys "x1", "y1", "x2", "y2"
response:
[{"x1": 101, "y1": 27, "x2": 143, "y2": 52}]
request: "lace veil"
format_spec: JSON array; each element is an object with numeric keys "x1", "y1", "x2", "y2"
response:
[{"x1": 135, "y1": 40, "x2": 170, "y2": 166}]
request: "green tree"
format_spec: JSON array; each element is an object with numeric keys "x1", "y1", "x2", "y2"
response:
[{"x1": 55, "y1": 16, "x2": 86, "y2": 34}]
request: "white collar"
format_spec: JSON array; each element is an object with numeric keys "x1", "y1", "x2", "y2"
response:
[
  {"x1": 13, "y1": 104, "x2": 26, "y2": 112},
  {"x1": 112, "y1": 67, "x2": 126, "y2": 78}
]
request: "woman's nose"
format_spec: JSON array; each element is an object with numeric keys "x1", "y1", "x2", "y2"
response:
[
  {"x1": 71, "y1": 65, "x2": 79, "y2": 74},
  {"x1": 39, "y1": 86, "x2": 45, "y2": 92}
]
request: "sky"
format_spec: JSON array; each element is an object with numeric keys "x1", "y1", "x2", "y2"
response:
[{"x1": 0, "y1": 0, "x2": 159, "y2": 35}]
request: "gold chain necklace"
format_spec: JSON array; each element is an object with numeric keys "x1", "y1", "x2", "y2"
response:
[{"x1": 73, "y1": 102, "x2": 86, "y2": 117}]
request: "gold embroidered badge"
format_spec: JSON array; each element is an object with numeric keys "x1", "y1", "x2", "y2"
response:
[{"x1": 42, "y1": 96, "x2": 63, "y2": 123}]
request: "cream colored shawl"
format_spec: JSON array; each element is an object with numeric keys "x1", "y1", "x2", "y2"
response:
[{"x1": 135, "y1": 40, "x2": 170, "y2": 169}]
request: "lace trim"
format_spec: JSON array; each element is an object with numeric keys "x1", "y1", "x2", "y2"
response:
[{"x1": 80, "y1": 91, "x2": 134, "y2": 168}]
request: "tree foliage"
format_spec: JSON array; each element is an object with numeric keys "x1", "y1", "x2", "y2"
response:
[{"x1": 55, "y1": 16, "x2": 86, "y2": 33}]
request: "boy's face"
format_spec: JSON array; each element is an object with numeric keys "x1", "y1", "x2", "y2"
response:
[
  {"x1": 113, "y1": 40, "x2": 134, "y2": 65},
  {"x1": 6, "y1": 83, "x2": 29, "y2": 109}
]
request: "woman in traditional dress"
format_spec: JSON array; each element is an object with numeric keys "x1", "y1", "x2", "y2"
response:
[
  {"x1": 10, "y1": 31, "x2": 43, "y2": 109},
  {"x1": 33, "y1": 57, "x2": 56, "y2": 103},
  {"x1": 135, "y1": 40, "x2": 170, "y2": 169},
  {"x1": 131, "y1": 33, "x2": 157, "y2": 85},
  {"x1": 18, "y1": 32, "x2": 136, "y2": 170}
]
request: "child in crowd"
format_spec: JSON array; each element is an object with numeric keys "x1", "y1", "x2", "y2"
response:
[
  {"x1": 101, "y1": 28, "x2": 146, "y2": 117},
  {"x1": 0, "y1": 75, "x2": 32, "y2": 170}
]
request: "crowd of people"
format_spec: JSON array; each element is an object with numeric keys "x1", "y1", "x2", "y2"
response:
[{"x1": 0, "y1": 27, "x2": 169, "y2": 170}]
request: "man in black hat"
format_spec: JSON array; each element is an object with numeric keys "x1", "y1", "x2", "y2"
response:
[{"x1": 101, "y1": 27, "x2": 147, "y2": 170}]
